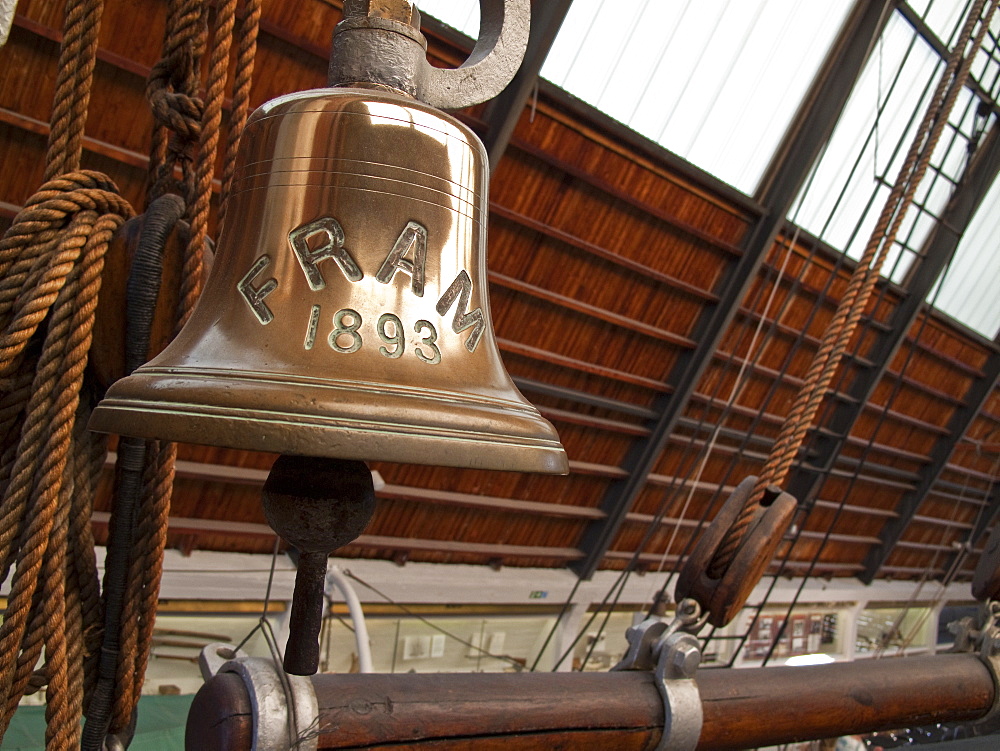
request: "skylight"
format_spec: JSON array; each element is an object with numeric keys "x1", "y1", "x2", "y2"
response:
[
  {"x1": 417, "y1": 0, "x2": 1000, "y2": 340},
  {"x1": 416, "y1": 0, "x2": 854, "y2": 193},
  {"x1": 929, "y1": 170, "x2": 1000, "y2": 339},
  {"x1": 790, "y1": 11, "x2": 976, "y2": 284}
]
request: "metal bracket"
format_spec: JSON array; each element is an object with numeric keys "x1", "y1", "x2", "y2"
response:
[
  {"x1": 200, "y1": 643, "x2": 320, "y2": 751},
  {"x1": 950, "y1": 601, "x2": 1000, "y2": 729},
  {"x1": 612, "y1": 599, "x2": 705, "y2": 751},
  {"x1": 328, "y1": 0, "x2": 530, "y2": 110}
]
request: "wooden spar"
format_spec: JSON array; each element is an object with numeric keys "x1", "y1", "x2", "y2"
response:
[{"x1": 185, "y1": 653, "x2": 995, "y2": 750}]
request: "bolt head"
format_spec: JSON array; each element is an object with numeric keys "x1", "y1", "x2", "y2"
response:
[
  {"x1": 344, "y1": 0, "x2": 416, "y2": 26},
  {"x1": 671, "y1": 642, "x2": 701, "y2": 678}
]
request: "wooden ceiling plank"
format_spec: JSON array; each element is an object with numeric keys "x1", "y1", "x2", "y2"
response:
[
  {"x1": 941, "y1": 481, "x2": 1000, "y2": 577},
  {"x1": 90, "y1": 513, "x2": 583, "y2": 560},
  {"x1": 378, "y1": 484, "x2": 605, "y2": 521},
  {"x1": 512, "y1": 377, "x2": 657, "y2": 419},
  {"x1": 812, "y1": 499, "x2": 899, "y2": 519},
  {"x1": 538, "y1": 406, "x2": 651, "y2": 437},
  {"x1": 108, "y1": 456, "x2": 606, "y2": 521},
  {"x1": 861, "y1": 353, "x2": 1000, "y2": 582},
  {"x1": 510, "y1": 139, "x2": 745, "y2": 258},
  {"x1": 0, "y1": 105, "x2": 149, "y2": 169},
  {"x1": 490, "y1": 204, "x2": 718, "y2": 303},
  {"x1": 497, "y1": 337, "x2": 670, "y2": 392},
  {"x1": 490, "y1": 271, "x2": 697, "y2": 349}
]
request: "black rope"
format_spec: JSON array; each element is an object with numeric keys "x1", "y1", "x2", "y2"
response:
[{"x1": 82, "y1": 194, "x2": 184, "y2": 751}]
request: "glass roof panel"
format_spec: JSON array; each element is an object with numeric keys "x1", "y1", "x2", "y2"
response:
[
  {"x1": 790, "y1": 8, "x2": 992, "y2": 288},
  {"x1": 929, "y1": 170, "x2": 1000, "y2": 339},
  {"x1": 416, "y1": 0, "x2": 480, "y2": 37},
  {"x1": 417, "y1": 0, "x2": 1000, "y2": 340},
  {"x1": 539, "y1": 0, "x2": 854, "y2": 193},
  {"x1": 416, "y1": 0, "x2": 854, "y2": 193}
]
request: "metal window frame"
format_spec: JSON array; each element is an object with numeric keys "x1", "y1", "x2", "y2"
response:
[{"x1": 570, "y1": 0, "x2": 896, "y2": 580}]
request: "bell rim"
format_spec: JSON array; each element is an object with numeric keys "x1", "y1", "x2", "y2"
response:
[
  {"x1": 111, "y1": 365, "x2": 545, "y2": 413},
  {"x1": 89, "y1": 399, "x2": 569, "y2": 474}
]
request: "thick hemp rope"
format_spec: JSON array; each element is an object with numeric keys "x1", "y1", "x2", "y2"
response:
[
  {"x1": 0, "y1": 171, "x2": 133, "y2": 748},
  {"x1": 0, "y1": 4, "x2": 132, "y2": 751},
  {"x1": 706, "y1": 0, "x2": 998, "y2": 582}
]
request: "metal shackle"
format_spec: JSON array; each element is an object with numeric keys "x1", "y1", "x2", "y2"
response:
[{"x1": 329, "y1": 0, "x2": 530, "y2": 110}]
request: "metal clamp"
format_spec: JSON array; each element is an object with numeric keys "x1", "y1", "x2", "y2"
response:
[
  {"x1": 200, "y1": 643, "x2": 320, "y2": 751},
  {"x1": 329, "y1": 0, "x2": 530, "y2": 110},
  {"x1": 612, "y1": 599, "x2": 705, "y2": 751},
  {"x1": 950, "y1": 601, "x2": 1000, "y2": 729}
]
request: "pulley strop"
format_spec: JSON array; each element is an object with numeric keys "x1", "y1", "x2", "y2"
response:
[{"x1": 90, "y1": 0, "x2": 566, "y2": 675}]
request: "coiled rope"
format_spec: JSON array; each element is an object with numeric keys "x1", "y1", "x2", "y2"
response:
[
  {"x1": 1, "y1": 0, "x2": 261, "y2": 745},
  {"x1": 0, "y1": 0, "x2": 134, "y2": 747},
  {"x1": 0, "y1": 168, "x2": 133, "y2": 747}
]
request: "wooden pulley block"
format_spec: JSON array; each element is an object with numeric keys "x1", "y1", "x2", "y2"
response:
[
  {"x1": 973, "y1": 524, "x2": 1000, "y2": 602},
  {"x1": 676, "y1": 476, "x2": 797, "y2": 628}
]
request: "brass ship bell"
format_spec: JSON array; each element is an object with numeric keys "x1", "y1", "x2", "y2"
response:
[
  {"x1": 91, "y1": 0, "x2": 565, "y2": 675},
  {"x1": 90, "y1": 0, "x2": 567, "y2": 475}
]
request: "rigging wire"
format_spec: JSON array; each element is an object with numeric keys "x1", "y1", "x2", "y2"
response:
[
  {"x1": 643, "y1": 131, "x2": 843, "y2": 639},
  {"x1": 527, "y1": 577, "x2": 580, "y2": 671},
  {"x1": 564, "y1": 99, "x2": 842, "y2": 669},
  {"x1": 560, "y1": 0, "x2": 896, "y2": 669},
  {"x1": 699, "y1": 0, "x2": 992, "y2": 664},
  {"x1": 342, "y1": 570, "x2": 529, "y2": 671},
  {"x1": 233, "y1": 536, "x2": 282, "y2": 655},
  {"x1": 570, "y1": 211, "x2": 811, "y2": 672},
  {"x1": 885, "y1": 448, "x2": 1000, "y2": 656}
]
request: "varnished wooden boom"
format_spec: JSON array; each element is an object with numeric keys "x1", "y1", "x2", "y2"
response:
[{"x1": 186, "y1": 653, "x2": 994, "y2": 750}]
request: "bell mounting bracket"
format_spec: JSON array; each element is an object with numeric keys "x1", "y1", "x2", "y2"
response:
[{"x1": 328, "y1": 0, "x2": 530, "y2": 110}]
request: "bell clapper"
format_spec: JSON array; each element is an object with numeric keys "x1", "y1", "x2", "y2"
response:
[{"x1": 261, "y1": 455, "x2": 376, "y2": 675}]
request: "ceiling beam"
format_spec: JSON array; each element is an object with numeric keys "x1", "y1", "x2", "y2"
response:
[
  {"x1": 480, "y1": 0, "x2": 573, "y2": 170},
  {"x1": 89, "y1": 512, "x2": 584, "y2": 561},
  {"x1": 967, "y1": 483, "x2": 1000, "y2": 555},
  {"x1": 860, "y1": 350, "x2": 1000, "y2": 582},
  {"x1": 786, "y1": 122, "x2": 1000, "y2": 508},
  {"x1": 569, "y1": 0, "x2": 894, "y2": 579},
  {"x1": 944, "y1": 480, "x2": 1000, "y2": 579}
]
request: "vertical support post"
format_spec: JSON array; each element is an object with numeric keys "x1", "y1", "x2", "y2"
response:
[{"x1": 481, "y1": 0, "x2": 574, "y2": 171}]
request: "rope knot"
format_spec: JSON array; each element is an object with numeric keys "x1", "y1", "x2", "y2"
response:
[{"x1": 145, "y1": 53, "x2": 205, "y2": 141}]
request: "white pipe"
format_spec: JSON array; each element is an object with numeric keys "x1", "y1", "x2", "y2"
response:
[{"x1": 326, "y1": 565, "x2": 373, "y2": 673}]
